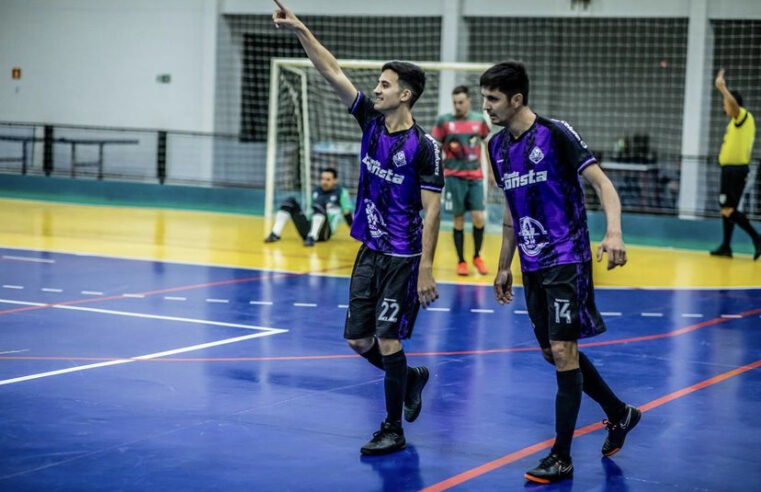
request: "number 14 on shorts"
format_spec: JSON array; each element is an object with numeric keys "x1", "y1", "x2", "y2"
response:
[{"x1": 554, "y1": 298, "x2": 571, "y2": 324}]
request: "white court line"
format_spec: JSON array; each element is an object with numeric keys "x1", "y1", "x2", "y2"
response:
[
  {"x1": 0, "y1": 349, "x2": 29, "y2": 355},
  {"x1": 249, "y1": 301, "x2": 273, "y2": 305},
  {"x1": 641, "y1": 312, "x2": 664, "y2": 317},
  {"x1": 51, "y1": 304, "x2": 281, "y2": 332},
  {"x1": 682, "y1": 313, "x2": 703, "y2": 318},
  {"x1": 0, "y1": 330, "x2": 286, "y2": 387},
  {"x1": 5, "y1": 244, "x2": 761, "y2": 290},
  {"x1": 164, "y1": 296, "x2": 186, "y2": 301},
  {"x1": 293, "y1": 303, "x2": 317, "y2": 307},
  {"x1": 81, "y1": 291, "x2": 104, "y2": 296},
  {"x1": 601, "y1": 312, "x2": 622, "y2": 316},
  {"x1": 426, "y1": 307, "x2": 450, "y2": 312},
  {"x1": 2, "y1": 255, "x2": 55, "y2": 264},
  {"x1": 41, "y1": 288, "x2": 63, "y2": 293},
  {"x1": 470, "y1": 309, "x2": 494, "y2": 314},
  {"x1": 205, "y1": 299, "x2": 229, "y2": 303},
  {"x1": 0, "y1": 299, "x2": 45, "y2": 306},
  {"x1": 122, "y1": 294, "x2": 145, "y2": 298},
  {"x1": 337, "y1": 304, "x2": 348, "y2": 308},
  {"x1": 514, "y1": 310, "x2": 528, "y2": 314},
  {"x1": 720, "y1": 314, "x2": 742, "y2": 319},
  {"x1": 2, "y1": 285, "x2": 23, "y2": 290},
  {"x1": 0, "y1": 299, "x2": 286, "y2": 333}
]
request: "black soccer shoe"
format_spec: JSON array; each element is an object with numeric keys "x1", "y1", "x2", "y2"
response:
[
  {"x1": 404, "y1": 366, "x2": 429, "y2": 423},
  {"x1": 303, "y1": 235, "x2": 316, "y2": 246},
  {"x1": 602, "y1": 404, "x2": 641, "y2": 457},
  {"x1": 360, "y1": 421, "x2": 406, "y2": 456},
  {"x1": 264, "y1": 232, "x2": 281, "y2": 243},
  {"x1": 709, "y1": 245, "x2": 732, "y2": 258},
  {"x1": 524, "y1": 453, "x2": 573, "y2": 484}
]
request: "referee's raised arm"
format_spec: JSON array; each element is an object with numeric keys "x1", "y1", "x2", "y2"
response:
[{"x1": 273, "y1": 0, "x2": 358, "y2": 108}]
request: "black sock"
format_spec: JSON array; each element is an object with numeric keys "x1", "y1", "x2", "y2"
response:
[
  {"x1": 382, "y1": 350, "x2": 408, "y2": 425},
  {"x1": 551, "y1": 368, "x2": 583, "y2": 460},
  {"x1": 579, "y1": 352, "x2": 626, "y2": 422},
  {"x1": 360, "y1": 339, "x2": 384, "y2": 371},
  {"x1": 473, "y1": 226, "x2": 484, "y2": 258},
  {"x1": 729, "y1": 210, "x2": 760, "y2": 242},
  {"x1": 453, "y1": 228, "x2": 465, "y2": 263},
  {"x1": 722, "y1": 217, "x2": 735, "y2": 247}
]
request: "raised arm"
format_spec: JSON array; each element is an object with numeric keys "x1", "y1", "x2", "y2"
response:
[
  {"x1": 273, "y1": 0, "x2": 358, "y2": 108},
  {"x1": 418, "y1": 190, "x2": 441, "y2": 308},
  {"x1": 715, "y1": 68, "x2": 741, "y2": 119},
  {"x1": 582, "y1": 164, "x2": 627, "y2": 270}
]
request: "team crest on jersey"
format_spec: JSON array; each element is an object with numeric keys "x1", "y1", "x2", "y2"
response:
[
  {"x1": 529, "y1": 146, "x2": 544, "y2": 165},
  {"x1": 392, "y1": 151, "x2": 407, "y2": 168},
  {"x1": 364, "y1": 199, "x2": 388, "y2": 238},
  {"x1": 517, "y1": 216, "x2": 549, "y2": 257}
]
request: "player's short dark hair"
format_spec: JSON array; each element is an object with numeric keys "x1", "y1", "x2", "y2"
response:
[
  {"x1": 730, "y1": 90, "x2": 744, "y2": 108},
  {"x1": 382, "y1": 61, "x2": 426, "y2": 108},
  {"x1": 452, "y1": 85, "x2": 469, "y2": 97},
  {"x1": 480, "y1": 60, "x2": 530, "y2": 106},
  {"x1": 320, "y1": 167, "x2": 338, "y2": 178}
]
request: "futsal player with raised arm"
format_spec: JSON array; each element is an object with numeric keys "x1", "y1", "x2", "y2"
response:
[
  {"x1": 273, "y1": 0, "x2": 444, "y2": 456},
  {"x1": 481, "y1": 61, "x2": 640, "y2": 484}
]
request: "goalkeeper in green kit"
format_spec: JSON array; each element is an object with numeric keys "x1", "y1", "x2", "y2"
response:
[{"x1": 265, "y1": 167, "x2": 354, "y2": 246}]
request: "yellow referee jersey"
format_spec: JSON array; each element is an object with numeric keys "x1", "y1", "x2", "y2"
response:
[{"x1": 719, "y1": 107, "x2": 755, "y2": 166}]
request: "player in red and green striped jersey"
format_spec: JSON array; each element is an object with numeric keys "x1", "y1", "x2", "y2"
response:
[{"x1": 432, "y1": 86, "x2": 491, "y2": 276}]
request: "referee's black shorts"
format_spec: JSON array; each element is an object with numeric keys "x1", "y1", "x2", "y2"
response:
[
  {"x1": 719, "y1": 164, "x2": 749, "y2": 209},
  {"x1": 344, "y1": 244, "x2": 421, "y2": 340},
  {"x1": 523, "y1": 260, "x2": 606, "y2": 349}
]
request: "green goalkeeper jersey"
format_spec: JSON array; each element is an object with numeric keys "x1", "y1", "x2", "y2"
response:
[{"x1": 311, "y1": 185, "x2": 354, "y2": 233}]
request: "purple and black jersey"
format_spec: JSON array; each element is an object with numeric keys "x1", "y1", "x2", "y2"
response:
[
  {"x1": 348, "y1": 91, "x2": 444, "y2": 256},
  {"x1": 489, "y1": 116, "x2": 597, "y2": 272}
]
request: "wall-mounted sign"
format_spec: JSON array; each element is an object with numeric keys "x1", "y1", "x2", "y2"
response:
[{"x1": 12, "y1": 67, "x2": 21, "y2": 80}]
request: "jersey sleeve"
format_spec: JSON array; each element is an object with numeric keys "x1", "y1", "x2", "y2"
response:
[
  {"x1": 479, "y1": 116, "x2": 491, "y2": 139},
  {"x1": 431, "y1": 116, "x2": 446, "y2": 142},
  {"x1": 339, "y1": 187, "x2": 354, "y2": 213},
  {"x1": 733, "y1": 107, "x2": 749, "y2": 127},
  {"x1": 416, "y1": 133, "x2": 445, "y2": 193},
  {"x1": 552, "y1": 120, "x2": 597, "y2": 174},
  {"x1": 348, "y1": 91, "x2": 380, "y2": 130}
]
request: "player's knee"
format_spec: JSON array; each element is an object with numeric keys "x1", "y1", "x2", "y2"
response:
[
  {"x1": 280, "y1": 197, "x2": 300, "y2": 214},
  {"x1": 311, "y1": 203, "x2": 327, "y2": 216},
  {"x1": 549, "y1": 342, "x2": 577, "y2": 369},
  {"x1": 541, "y1": 348, "x2": 555, "y2": 365},
  {"x1": 471, "y1": 211, "x2": 485, "y2": 228},
  {"x1": 453, "y1": 215, "x2": 465, "y2": 229},
  {"x1": 347, "y1": 337, "x2": 373, "y2": 354},
  {"x1": 720, "y1": 207, "x2": 734, "y2": 218},
  {"x1": 377, "y1": 337, "x2": 402, "y2": 356}
]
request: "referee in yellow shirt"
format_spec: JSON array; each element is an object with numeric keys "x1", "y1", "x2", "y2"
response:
[{"x1": 711, "y1": 68, "x2": 760, "y2": 260}]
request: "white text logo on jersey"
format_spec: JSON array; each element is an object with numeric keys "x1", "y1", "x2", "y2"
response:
[
  {"x1": 501, "y1": 169, "x2": 548, "y2": 190},
  {"x1": 363, "y1": 155, "x2": 404, "y2": 184}
]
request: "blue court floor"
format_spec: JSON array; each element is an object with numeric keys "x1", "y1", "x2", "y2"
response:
[{"x1": 1, "y1": 247, "x2": 760, "y2": 491}]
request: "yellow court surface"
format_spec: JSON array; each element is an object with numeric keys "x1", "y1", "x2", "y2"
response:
[{"x1": 1, "y1": 198, "x2": 759, "y2": 289}]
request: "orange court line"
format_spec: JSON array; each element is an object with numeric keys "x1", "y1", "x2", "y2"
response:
[
  {"x1": 1, "y1": 306, "x2": 758, "y2": 363},
  {"x1": 419, "y1": 358, "x2": 761, "y2": 492}
]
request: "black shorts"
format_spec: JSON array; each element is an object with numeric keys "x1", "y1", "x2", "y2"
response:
[
  {"x1": 719, "y1": 165, "x2": 749, "y2": 209},
  {"x1": 523, "y1": 261, "x2": 606, "y2": 348},
  {"x1": 344, "y1": 244, "x2": 421, "y2": 340}
]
